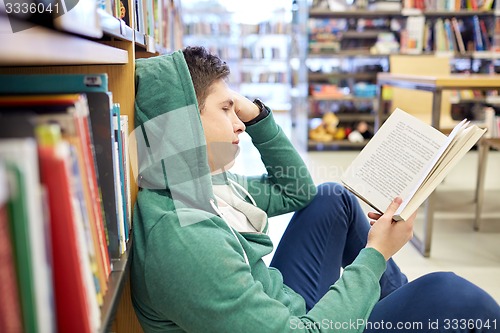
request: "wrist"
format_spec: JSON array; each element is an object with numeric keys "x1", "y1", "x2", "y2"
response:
[
  {"x1": 244, "y1": 99, "x2": 270, "y2": 126},
  {"x1": 365, "y1": 245, "x2": 390, "y2": 261}
]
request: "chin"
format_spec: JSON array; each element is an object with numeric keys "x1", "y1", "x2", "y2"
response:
[{"x1": 207, "y1": 142, "x2": 240, "y2": 172}]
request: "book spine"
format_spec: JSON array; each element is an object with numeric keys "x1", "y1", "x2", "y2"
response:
[
  {"x1": 0, "y1": 163, "x2": 23, "y2": 333},
  {"x1": 38, "y1": 142, "x2": 96, "y2": 333},
  {"x1": 451, "y1": 18, "x2": 466, "y2": 54},
  {"x1": 120, "y1": 115, "x2": 132, "y2": 231},
  {"x1": 0, "y1": 139, "x2": 55, "y2": 333},
  {"x1": 113, "y1": 104, "x2": 129, "y2": 242},
  {"x1": 68, "y1": 144, "x2": 106, "y2": 304},
  {"x1": 473, "y1": 15, "x2": 485, "y2": 51},
  {"x1": 0, "y1": 74, "x2": 109, "y2": 94},
  {"x1": 75, "y1": 97, "x2": 120, "y2": 260}
]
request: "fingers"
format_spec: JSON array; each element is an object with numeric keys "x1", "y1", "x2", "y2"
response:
[
  {"x1": 407, "y1": 210, "x2": 417, "y2": 222},
  {"x1": 367, "y1": 212, "x2": 382, "y2": 220},
  {"x1": 384, "y1": 197, "x2": 402, "y2": 217}
]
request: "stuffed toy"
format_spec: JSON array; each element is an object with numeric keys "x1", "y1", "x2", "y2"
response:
[{"x1": 309, "y1": 112, "x2": 339, "y2": 142}]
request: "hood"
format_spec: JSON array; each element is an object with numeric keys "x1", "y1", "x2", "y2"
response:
[{"x1": 132, "y1": 50, "x2": 216, "y2": 225}]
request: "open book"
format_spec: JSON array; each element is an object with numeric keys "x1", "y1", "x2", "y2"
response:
[{"x1": 341, "y1": 108, "x2": 486, "y2": 221}]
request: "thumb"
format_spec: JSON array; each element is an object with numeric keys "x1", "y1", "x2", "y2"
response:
[{"x1": 384, "y1": 197, "x2": 403, "y2": 217}]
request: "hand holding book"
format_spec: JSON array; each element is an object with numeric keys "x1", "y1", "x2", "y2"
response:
[
  {"x1": 366, "y1": 196, "x2": 416, "y2": 261},
  {"x1": 341, "y1": 108, "x2": 486, "y2": 222}
]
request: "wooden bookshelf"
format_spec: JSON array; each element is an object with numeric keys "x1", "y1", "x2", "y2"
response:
[
  {"x1": 0, "y1": 25, "x2": 128, "y2": 66},
  {"x1": 0, "y1": 1, "x2": 182, "y2": 332},
  {"x1": 308, "y1": 139, "x2": 369, "y2": 150},
  {"x1": 303, "y1": 2, "x2": 500, "y2": 151}
]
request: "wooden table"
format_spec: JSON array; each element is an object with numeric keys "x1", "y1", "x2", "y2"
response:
[{"x1": 376, "y1": 73, "x2": 500, "y2": 257}]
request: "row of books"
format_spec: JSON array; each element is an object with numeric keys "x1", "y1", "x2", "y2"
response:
[
  {"x1": 240, "y1": 72, "x2": 289, "y2": 84},
  {"x1": 182, "y1": 44, "x2": 289, "y2": 61},
  {"x1": 98, "y1": 0, "x2": 129, "y2": 23},
  {"x1": 134, "y1": 0, "x2": 183, "y2": 52},
  {"x1": 403, "y1": 0, "x2": 495, "y2": 11},
  {"x1": 3, "y1": 0, "x2": 182, "y2": 53},
  {"x1": 0, "y1": 74, "x2": 131, "y2": 333},
  {"x1": 401, "y1": 15, "x2": 494, "y2": 54},
  {"x1": 241, "y1": 46, "x2": 288, "y2": 60},
  {"x1": 183, "y1": 21, "x2": 291, "y2": 36}
]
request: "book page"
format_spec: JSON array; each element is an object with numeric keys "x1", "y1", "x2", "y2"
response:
[
  {"x1": 341, "y1": 108, "x2": 447, "y2": 213},
  {"x1": 398, "y1": 125, "x2": 486, "y2": 220},
  {"x1": 393, "y1": 118, "x2": 469, "y2": 217}
]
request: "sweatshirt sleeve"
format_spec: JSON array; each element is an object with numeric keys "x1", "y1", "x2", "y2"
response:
[
  {"x1": 235, "y1": 110, "x2": 317, "y2": 217},
  {"x1": 143, "y1": 213, "x2": 386, "y2": 333}
]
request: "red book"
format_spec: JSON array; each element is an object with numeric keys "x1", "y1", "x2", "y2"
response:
[
  {"x1": 38, "y1": 144, "x2": 97, "y2": 333},
  {"x1": 0, "y1": 191, "x2": 23, "y2": 333}
]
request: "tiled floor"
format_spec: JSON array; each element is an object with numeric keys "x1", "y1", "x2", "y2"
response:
[{"x1": 232, "y1": 113, "x2": 500, "y2": 303}]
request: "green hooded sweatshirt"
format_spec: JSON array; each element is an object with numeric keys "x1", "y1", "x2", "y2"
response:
[{"x1": 130, "y1": 50, "x2": 387, "y2": 333}]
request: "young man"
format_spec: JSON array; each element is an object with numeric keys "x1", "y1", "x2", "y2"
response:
[{"x1": 130, "y1": 46, "x2": 500, "y2": 332}]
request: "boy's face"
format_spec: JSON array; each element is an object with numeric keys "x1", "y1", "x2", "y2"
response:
[{"x1": 200, "y1": 79, "x2": 245, "y2": 173}]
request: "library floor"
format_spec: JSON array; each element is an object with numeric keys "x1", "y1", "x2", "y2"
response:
[{"x1": 232, "y1": 113, "x2": 500, "y2": 304}]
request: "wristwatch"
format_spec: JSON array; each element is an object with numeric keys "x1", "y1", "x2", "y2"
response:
[{"x1": 244, "y1": 98, "x2": 270, "y2": 126}]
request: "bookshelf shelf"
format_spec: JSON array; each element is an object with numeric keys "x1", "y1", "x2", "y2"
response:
[
  {"x1": 309, "y1": 113, "x2": 379, "y2": 122},
  {"x1": 100, "y1": 241, "x2": 132, "y2": 333},
  {"x1": 99, "y1": 10, "x2": 134, "y2": 42},
  {"x1": 307, "y1": 51, "x2": 391, "y2": 58},
  {"x1": 308, "y1": 139, "x2": 369, "y2": 150},
  {"x1": 472, "y1": 51, "x2": 500, "y2": 59},
  {"x1": 0, "y1": 23, "x2": 128, "y2": 66},
  {"x1": 404, "y1": 9, "x2": 495, "y2": 17},
  {"x1": 309, "y1": 72, "x2": 377, "y2": 80},
  {"x1": 309, "y1": 9, "x2": 402, "y2": 18},
  {"x1": 309, "y1": 96, "x2": 376, "y2": 102}
]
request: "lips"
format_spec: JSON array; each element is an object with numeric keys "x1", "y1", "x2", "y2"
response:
[{"x1": 232, "y1": 140, "x2": 239, "y2": 145}]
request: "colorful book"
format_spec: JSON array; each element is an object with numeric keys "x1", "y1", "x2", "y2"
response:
[
  {"x1": 443, "y1": 19, "x2": 455, "y2": 52},
  {"x1": 451, "y1": 18, "x2": 466, "y2": 54},
  {"x1": 0, "y1": 136, "x2": 54, "y2": 333},
  {"x1": 36, "y1": 125, "x2": 100, "y2": 333},
  {"x1": 473, "y1": 15, "x2": 485, "y2": 51},
  {"x1": 478, "y1": 19, "x2": 491, "y2": 51},
  {"x1": 113, "y1": 104, "x2": 129, "y2": 244},
  {"x1": 0, "y1": 162, "x2": 24, "y2": 333},
  {"x1": 120, "y1": 115, "x2": 132, "y2": 229}
]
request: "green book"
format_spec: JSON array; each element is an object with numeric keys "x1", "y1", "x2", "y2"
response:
[
  {"x1": 4, "y1": 156, "x2": 38, "y2": 333},
  {"x1": 0, "y1": 74, "x2": 108, "y2": 94}
]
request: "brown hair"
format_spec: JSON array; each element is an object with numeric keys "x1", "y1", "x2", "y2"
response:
[{"x1": 182, "y1": 46, "x2": 230, "y2": 110}]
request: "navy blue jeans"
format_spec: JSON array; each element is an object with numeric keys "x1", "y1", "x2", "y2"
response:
[{"x1": 271, "y1": 183, "x2": 500, "y2": 332}]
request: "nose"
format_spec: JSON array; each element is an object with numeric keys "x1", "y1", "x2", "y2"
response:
[{"x1": 233, "y1": 114, "x2": 246, "y2": 134}]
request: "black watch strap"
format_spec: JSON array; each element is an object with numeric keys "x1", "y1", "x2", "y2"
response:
[{"x1": 244, "y1": 98, "x2": 270, "y2": 126}]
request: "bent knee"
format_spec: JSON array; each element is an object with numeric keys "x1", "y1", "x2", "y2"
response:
[
  {"x1": 316, "y1": 182, "x2": 348, "y2": 199},
  {"x1": 419, "y1": 272, "x2": 499, "y2": 316}
]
